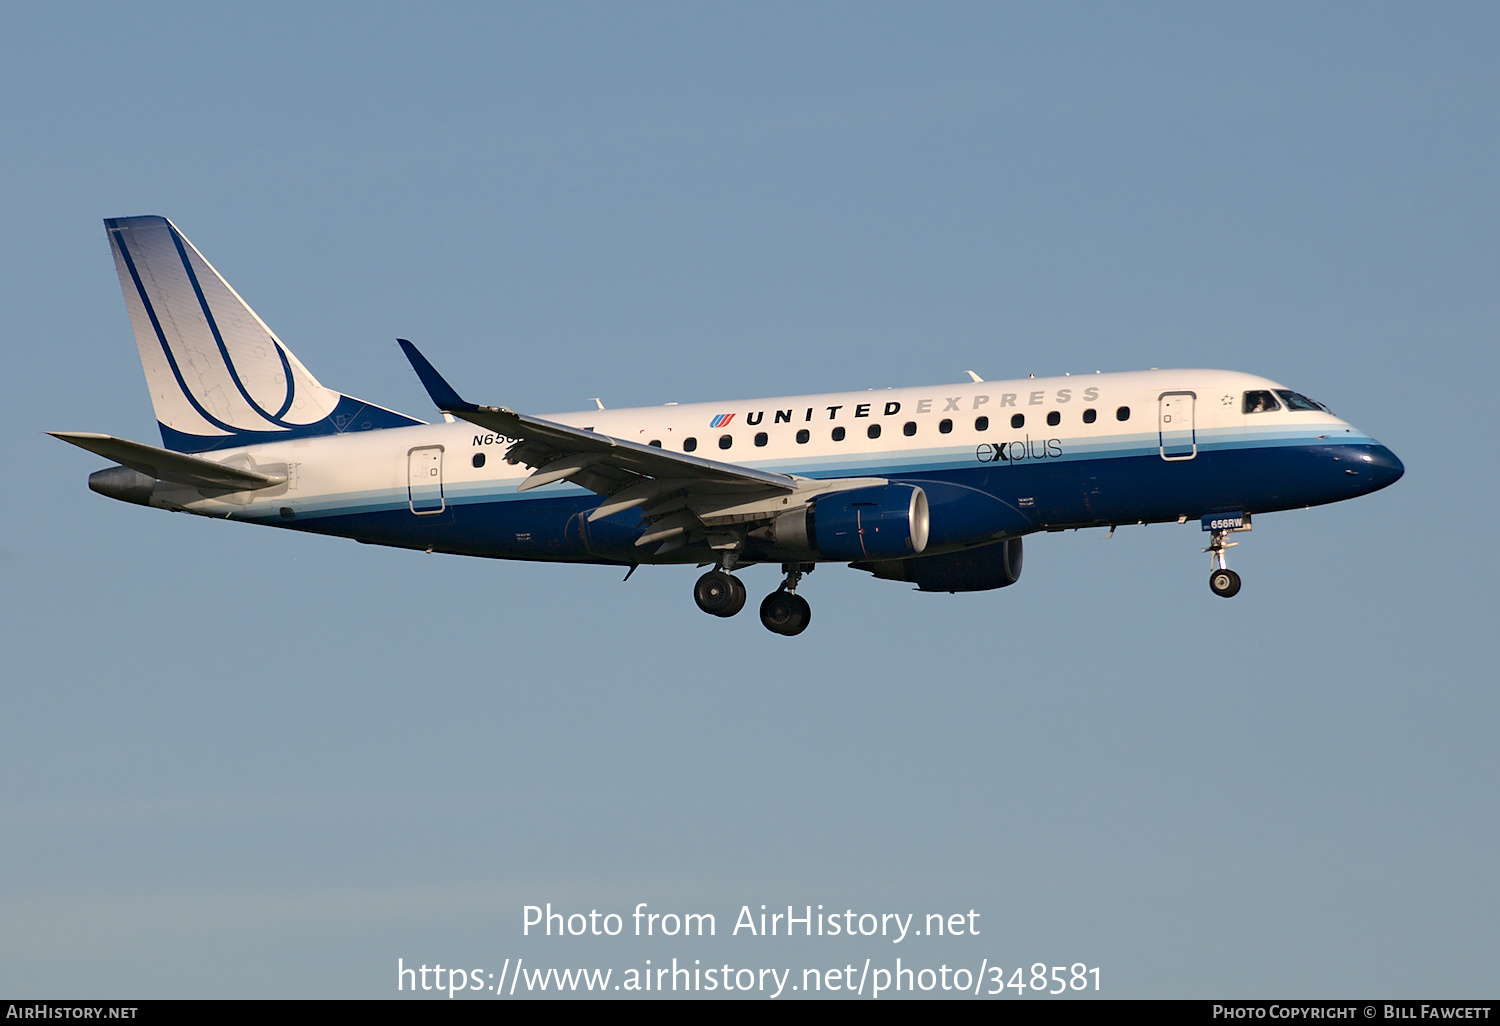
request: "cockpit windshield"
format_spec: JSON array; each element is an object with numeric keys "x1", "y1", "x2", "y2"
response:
[
  {"x1": 1275, "y1": 389, "x2": 1329, "y2": 412},
  {"x1": 1242, "y1": 390, "x2": 1281, "y2": 414}
]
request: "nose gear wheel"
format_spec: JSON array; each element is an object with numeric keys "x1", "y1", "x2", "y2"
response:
[
  {"x1": 1202, "y1": 517, "x2": 1250, "y2": 598},
  {"x1": 1209, "y1": 568, "x2": 1242, "y2": 597}
]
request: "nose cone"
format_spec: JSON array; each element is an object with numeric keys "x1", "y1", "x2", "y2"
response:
[
  {"x1": 1363, "y1": 444, "x2": 1405, "y2": 492},
  {"x1": 1317, "y1": 440, "x2": 1404, "y2": 501}
]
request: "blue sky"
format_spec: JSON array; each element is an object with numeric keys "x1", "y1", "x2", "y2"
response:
[{"x1": 2, "y1": 2, "x2": 1496, "y2": 998}]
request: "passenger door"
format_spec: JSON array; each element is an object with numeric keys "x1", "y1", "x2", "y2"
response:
[
  {"x1": 1158, "y1": 392, "x2": 1196, "y2": 460},
  {"x1": 408, "y1": 446, "x2": 445, "y2": 514}
]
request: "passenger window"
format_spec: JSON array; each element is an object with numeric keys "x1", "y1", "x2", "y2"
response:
[
  {"x1": 867, "y1": 424, "x2": 881, "y2": 439},
  {"x1": 1274, "y1": 389, "x2": 1324, "y2": 412},
  {"x1": 648, "y1": 439, "x2": 662, "y2": 448},
  {"x1": 684, "y1": 437, "x2": 697, "y2": 452},
  {"x1": 472, "y1": 452, "x2": 486, "y2": 468},
  {"x1": 903, "y1": 421, "x2": 917, "y2": 437},
  {"x1": 1011, "y1": 413, "x2": 1024, "y2": 429},
  {"x1": 719, "y1": 435, "x2": 733, "y2": 449},
  {"x1": 1082, "y1": 408, "x2": 1097, "y2": 424},
  {"x1": 1243, "y1": 390, "x2": 1281, "y2": 414},
  {"x1": 1116, "y1": 406, "x2": 1130, "y2": 421},
  {"x1": 939, "y1": 419, "x2": 953, "y2": 434},
  {"x1": 832, "y1": 426, "x2": 846, "y2": 441},
  {"x1": 796, "y1": 429, "x2": 810, "y2": 444},
  {"x1": 754, "y1": 432, "x2": 768, "y2": 447},
  {"x1": 974, "y1": 416, "x2": 989, "y2": 431},
  {"x1": 1046, "y1": 411, "x2": 1060, "y2": 427}
]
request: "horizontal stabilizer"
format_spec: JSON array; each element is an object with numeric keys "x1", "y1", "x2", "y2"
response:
[{"x1": 49, "y1": 432, "x2": 286, "y2": 490}]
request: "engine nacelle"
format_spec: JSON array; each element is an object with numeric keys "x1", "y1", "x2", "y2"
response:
[
  {"x1": 762, "y1": 484, "x2": 930, "y2": 561},
  {"x1": 854, "y1": 536, "x2": 1023, "y2": 592}
]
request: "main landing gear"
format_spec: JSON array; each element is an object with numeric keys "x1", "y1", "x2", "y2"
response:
[
  {"x1": 759, "y1": 563, "x2": 813, "y2": 637},
  {"x1": 1203, "y1": 518, "x2": 1251, "y2": 598},
  {"x1": 692, "y1": 562, "x2": 813, "y2": 636},
  {"x1": 693, "y1": 569, "x2": 746, "y2": 618}
]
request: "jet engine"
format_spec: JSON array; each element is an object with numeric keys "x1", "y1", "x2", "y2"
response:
[
  {"x1": 854, "y1": 536, "x2": 1023, "y2": 592},
  {"x1": 759, "y1": 484, "x2": 929, "y2": 561}
]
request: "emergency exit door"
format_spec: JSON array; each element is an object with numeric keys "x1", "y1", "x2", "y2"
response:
[
  {"x1": 1158, "y1": 393, "x2": 1196, "y2": 460},
  {"x1": 408, "y1": 446, "x2": 445, "y2": 514}
]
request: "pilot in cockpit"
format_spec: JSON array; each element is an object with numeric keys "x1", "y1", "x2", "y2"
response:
[{"x1": 1243, "y1": 390, "x2": 1280, "y2": 414}]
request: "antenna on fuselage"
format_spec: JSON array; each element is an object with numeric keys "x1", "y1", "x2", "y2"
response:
[{"x1": 965, "y1": 370, "x2": 983, "y2": 383}]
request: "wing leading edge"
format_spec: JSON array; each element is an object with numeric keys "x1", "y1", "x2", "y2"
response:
[{"x1": 396, "y1": 340, "x2": 884, "y2": 556}]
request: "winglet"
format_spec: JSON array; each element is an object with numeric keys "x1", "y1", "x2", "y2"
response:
[{"x1": 398, "y1": 339, "x2": 474, "y2": 413}]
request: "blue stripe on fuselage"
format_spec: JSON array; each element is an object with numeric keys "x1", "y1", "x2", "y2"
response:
[{"x1": 257, "y1": 439, "x2": 1401, "y2": 565}]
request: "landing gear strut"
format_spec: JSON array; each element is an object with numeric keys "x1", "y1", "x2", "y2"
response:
[
  {"x1": 1203, "y1": 517, "x2": 1250, "y2": 598},
  {"x1": 694, "y1": 569, "x2": 746, "y2": 617},
  {"x1": 760, "y1": 563, "x2": 813, "y2": 636}
]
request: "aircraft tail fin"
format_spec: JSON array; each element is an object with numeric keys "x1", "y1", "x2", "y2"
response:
[{"x1": 104, "y1": 216, "x2": 421, "y2": 453}]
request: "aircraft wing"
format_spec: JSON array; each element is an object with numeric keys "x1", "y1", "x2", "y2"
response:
[{"x1": 399, "y1": 340, "x2": 819, "y2": 554}]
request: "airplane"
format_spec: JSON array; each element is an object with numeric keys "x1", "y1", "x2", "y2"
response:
[{"x1": 54, "y1": 216, "x2": 1405, "y2": 636}]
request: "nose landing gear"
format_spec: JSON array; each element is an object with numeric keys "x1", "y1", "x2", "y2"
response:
[
  {"x1": 1209, "y1": 566, "x2": 1241, "y2": 598},
  {"x1": 1202, "y1": 513, "x2": 1251, "y2": 598}
]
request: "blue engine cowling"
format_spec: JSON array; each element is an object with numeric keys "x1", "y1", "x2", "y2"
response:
[
  {"x1": 854, "y1": 536, "x2": 1023, "y2": 592},
  {"x1": 786, "y1": 484, "x2": 930, "y2": 560},
  {"x1": 756, "y1": 484, "x2": 929, "y2": 560}
]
